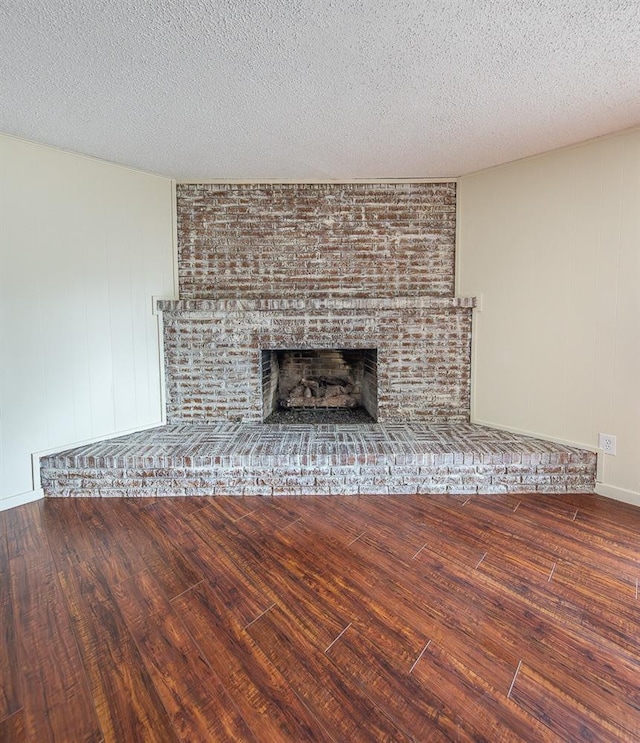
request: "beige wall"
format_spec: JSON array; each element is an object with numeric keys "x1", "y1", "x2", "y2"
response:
[
  {"x1": 458, "y1": 128, "x2": 640, "y2": 505},
  {"x1": 0, "y1": 135, "x2": 176, "y2": 509},
  {"x1": 2, "y1": 131, "x2": 638, "y2": 507}
]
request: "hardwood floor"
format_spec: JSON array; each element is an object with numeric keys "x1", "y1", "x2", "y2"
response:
[{"x1": 1, "y1": 492, "x2": 639, "y2": 741}]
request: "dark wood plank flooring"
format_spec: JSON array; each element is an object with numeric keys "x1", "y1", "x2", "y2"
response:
[{"x1": 1, "y1": 492, "x2": 639, "y2": 741}]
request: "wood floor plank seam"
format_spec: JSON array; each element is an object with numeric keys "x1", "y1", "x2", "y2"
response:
[
  {"x1": 10, "y1": 502, "x2": 105, "y2": 742},
  {"x1": 342, "y1": 516, "x2": 640, "y2": 728},
  {"x1": 408, "y1": 640, "x2": 432, "y2": 673},
  {"x1": 2, "y1": 493, "x2": 639, "y2": 742},
  {"x1": 510, "y1": 660, "x2": 638, "y2": 742}
]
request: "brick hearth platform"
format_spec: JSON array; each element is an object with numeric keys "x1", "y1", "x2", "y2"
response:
[{"x1": 40, "y1": 423, "x2": 596, "y2": 497}]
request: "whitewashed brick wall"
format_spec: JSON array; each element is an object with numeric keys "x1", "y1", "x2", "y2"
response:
[
  {"x1": 166, "y1": 183, "x2": 473, "y2": 424},
  {"x1": 176, "y1": 183, "x2": 456, "y2": 299},
  {"x1": 159, "y1": 297, "x2": 474, "y2": 423}
]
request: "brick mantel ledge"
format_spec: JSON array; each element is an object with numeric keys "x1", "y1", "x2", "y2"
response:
[{"x1": 156, "y1": 296, "x2": 477, "y2": 313}]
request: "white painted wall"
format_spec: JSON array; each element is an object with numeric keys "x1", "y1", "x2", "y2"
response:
[
  {"x1": 458, "y1": 128, "x2": 640, "y2": 506},
  {"x1": 0, "y1": 135, "x2": 176, "y2": 510}
]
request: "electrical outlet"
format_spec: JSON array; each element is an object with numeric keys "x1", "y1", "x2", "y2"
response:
[{"x1": 598, "y1": 433, "x2": 617, "y2": 455}]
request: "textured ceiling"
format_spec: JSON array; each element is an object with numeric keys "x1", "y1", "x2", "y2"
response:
[{"x1": 1, "y1": 0, "x2": 639, "y2": 180}]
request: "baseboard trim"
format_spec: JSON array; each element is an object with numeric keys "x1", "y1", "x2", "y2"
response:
[
  {"x1": 595, "y1": 483, "x2": 640, "y2": 508},
  {"x1": 1, "y1": 488, "x2": 44, "y2": 512}
]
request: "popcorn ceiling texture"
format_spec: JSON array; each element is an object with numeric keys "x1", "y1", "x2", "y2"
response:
[
  {"x1": 177, "y1": 183, "x2": 456, "y2": 299},
  {"x1": 2, "y1": 1, "x2": 639, "y2": 179}
]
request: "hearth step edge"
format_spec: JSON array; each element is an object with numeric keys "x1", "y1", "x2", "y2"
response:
[{"x1": 39, "y1": 423, "x2": 597, "y2": 498}]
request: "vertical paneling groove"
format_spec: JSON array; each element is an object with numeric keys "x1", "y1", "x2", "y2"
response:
[{"x1": 0, "y1": 134, "x2": 175, "y2": 506}]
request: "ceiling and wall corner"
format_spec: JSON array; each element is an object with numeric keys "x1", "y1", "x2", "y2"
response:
[{"x1": 1, "y1": 0, "x2": 639, "y2": 180}]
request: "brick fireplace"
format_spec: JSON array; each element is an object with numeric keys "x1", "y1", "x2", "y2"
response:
[
  {"x1": 160, "y1": 182, "x2": 474, "y2": 425},
  {"x1": 158, "y1": 294, "x2": 475, "y2": 424},
  {"x1": 39, "y1": 182, "x2": 597, "y2": 497}
]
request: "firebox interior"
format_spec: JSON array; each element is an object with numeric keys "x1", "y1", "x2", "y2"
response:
[{"x1": 262, "y1": 348, "x2": 378, "y2": 422}]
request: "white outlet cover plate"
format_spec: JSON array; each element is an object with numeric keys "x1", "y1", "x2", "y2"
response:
[{"x1": 598, "y1": 433, "x2": 617, "y2": 455}]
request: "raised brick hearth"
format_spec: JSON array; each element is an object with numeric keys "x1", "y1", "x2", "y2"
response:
[
  {"x1": 40, "y1": 182, "x2": 597, "y2": 497},
  {"x1": 40, "y1": 423, "x2": 596, "y2": 497}
]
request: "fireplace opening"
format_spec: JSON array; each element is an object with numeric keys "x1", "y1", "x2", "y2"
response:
[{"x1": 262, "y1": 348, "x2": 378, "y2": 423}]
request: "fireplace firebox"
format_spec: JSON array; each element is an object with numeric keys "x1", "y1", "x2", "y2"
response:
[{"x1": 262, "y1": 348, "x2": 378, "y2": 422}]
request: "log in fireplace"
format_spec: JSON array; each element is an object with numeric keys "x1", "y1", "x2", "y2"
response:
[{"x1": 261, "y1": 348, "x2": 378, "y2": 422}]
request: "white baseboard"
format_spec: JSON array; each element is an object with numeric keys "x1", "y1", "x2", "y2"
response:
[
  {"x1": 595, "y1": 483, "x2": 640, "y2": 508},
  {"x1": 1, "y1": 488, "x2": 44, "y2": 512}
]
